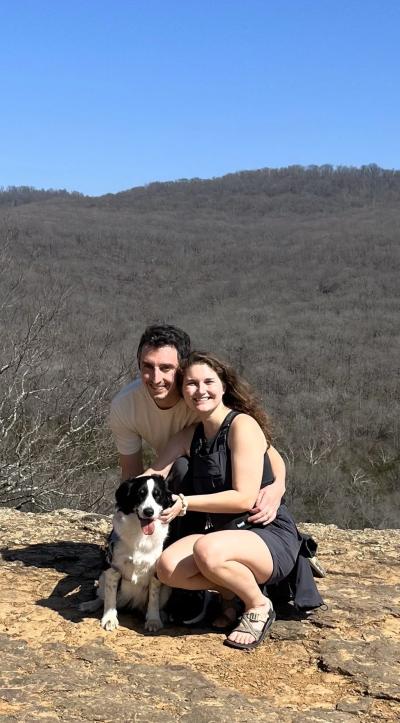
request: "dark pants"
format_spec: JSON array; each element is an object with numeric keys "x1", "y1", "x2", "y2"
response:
[{"x1": 165, "y1": 457, "x2": 205, "y2": 547}]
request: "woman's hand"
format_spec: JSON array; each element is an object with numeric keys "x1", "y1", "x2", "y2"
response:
[{"x1": 159, "y1": 494, "x2": 183, "y2": 525}]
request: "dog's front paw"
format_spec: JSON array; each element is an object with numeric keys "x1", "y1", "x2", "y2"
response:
[
  {"x1": 101, "y1": 609, "x2": 119, "y2": 631},
  {"x1": 145, "y1": 616, "x2": 163, "y2": 633}
]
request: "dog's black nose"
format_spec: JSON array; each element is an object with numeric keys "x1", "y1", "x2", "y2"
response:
[{"x1": 143, "y1": 507, "x2": 154, "y2": 518}]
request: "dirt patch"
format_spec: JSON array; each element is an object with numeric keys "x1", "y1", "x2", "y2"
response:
[{"x1": 1, "y1": 509, "x2": 399, "y2": 721}]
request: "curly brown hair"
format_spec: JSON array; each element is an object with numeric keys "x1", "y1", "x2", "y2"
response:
[{"x1": 178, "y1": 351, "x2": 272, "y2": 445}]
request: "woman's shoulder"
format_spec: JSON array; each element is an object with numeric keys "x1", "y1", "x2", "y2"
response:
[{"x1": 228, "y1": 412, "x2": 266, "y2": 445}]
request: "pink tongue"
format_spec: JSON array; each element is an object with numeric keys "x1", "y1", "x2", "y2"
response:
[{"x1": 140, "y1": 518, "x2": 155, "y2": 535}]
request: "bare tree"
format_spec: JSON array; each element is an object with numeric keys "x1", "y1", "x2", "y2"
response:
[{"x1": 0, "y1": 227, "x2": 125, "y2": 512}]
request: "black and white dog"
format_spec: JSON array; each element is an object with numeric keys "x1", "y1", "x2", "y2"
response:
[{"x1": 80, "y1": 475, "x2": 173, "y2": 632}]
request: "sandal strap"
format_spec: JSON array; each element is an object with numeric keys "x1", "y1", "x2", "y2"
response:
[
  {"x1": 246, "y1": 610, "x2": 269, "y2": 623},
  {"x1": 232, "y1": 609, "x2": 270, "y2": 640}
]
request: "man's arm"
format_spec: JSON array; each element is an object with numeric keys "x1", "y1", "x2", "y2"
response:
[
  {"x1": 247, "y1": 444, "x2": 286, "y2": 525},
  {"x1": 119, "y1": 451, "x2": 144, "y2": 480},
  {"x1": 109, "y1": 390, "x2": 143, "y2": 480}
]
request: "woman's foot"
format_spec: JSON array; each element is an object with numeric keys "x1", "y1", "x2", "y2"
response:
[
  {"x1": 212, "y1": 595, "x2": 242, "y2": 631},
  {"x1": 224, "y1": 597, "x2": 275, "y2": 650}
]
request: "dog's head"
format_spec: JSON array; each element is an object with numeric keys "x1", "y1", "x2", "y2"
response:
[{"x1": 115, "y1": 475, "x2": 174, "y2": 535}]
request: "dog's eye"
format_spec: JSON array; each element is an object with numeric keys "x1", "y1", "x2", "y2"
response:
[{"x1": 153, "y1": 488, "x2": 161, "y2": 502}]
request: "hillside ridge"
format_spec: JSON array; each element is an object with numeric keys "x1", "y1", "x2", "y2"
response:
[{"x1": 1, "y1": 164, "x2": 399, "y2": 527}]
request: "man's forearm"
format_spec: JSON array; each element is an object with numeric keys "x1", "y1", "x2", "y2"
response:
[
  {"x1": 267, "y1": 445, "x2": 286, "y2": 497},
  {"x1": 247, "y1": 446, "x2": 286, "y2": 523},
  {"x1": 119, "y1": 452, "x2": 144, "y2": 480}
]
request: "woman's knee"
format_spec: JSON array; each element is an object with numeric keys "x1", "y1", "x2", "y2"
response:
[
  {"x1": 156, "y1": 551, "x2": 175, "y2": 585},
  {"x1": 193, "y1": 536, "x2": 223, "y2": 571}
]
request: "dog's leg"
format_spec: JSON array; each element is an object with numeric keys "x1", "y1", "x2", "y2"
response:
[
  {"x1": 101, "y1": 567, "x2": 121, "y2": 631},
  {"x1": 160, "y1": 584, "x2": 172, "y2": 612},
  {"x1": 145, "y1": 575, "x2": 164, "y2": 632},
  {"x1": 79, "y1": 576, "x2": 103, "y2": 613},
  {"x1": 79, "y1": 597, "x2": 103, "y2": 613}
]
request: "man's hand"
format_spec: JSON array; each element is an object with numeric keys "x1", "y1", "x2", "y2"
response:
[
  {"x1": 247, "y1": 486, "x2": 281, "y2": 526},
  {"x1": 248, "y1": 444, "x2": 286, "y2": 525}
]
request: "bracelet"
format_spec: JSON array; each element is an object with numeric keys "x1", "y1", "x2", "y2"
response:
[{"x1": 177, "y1": 493, "x2": 188, "y2": 517}]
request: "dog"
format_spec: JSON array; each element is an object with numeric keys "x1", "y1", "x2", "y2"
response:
[{"x1": 79, "y1": 475, "x2": 173, "y2": 632}]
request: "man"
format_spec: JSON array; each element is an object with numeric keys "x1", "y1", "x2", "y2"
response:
[{"x1": 110, "y1": 323, "x2": 286, "y2": 524}]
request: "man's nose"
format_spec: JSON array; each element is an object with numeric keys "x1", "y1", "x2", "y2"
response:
[
  {"x1": 198, "y1": 382, "x2": 207, "y2": 394},
  {"x1": 153, "y1": 367, "x2": 162, "y2": 384}
]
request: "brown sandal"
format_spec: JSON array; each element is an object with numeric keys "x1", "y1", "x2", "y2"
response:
[{"x1": 223, "y1": 603, "x2": 276, "y2": 650}]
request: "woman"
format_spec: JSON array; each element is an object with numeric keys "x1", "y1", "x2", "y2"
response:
[{"x1": 143, "y1": 351, "x2": 303, "y2": 650}]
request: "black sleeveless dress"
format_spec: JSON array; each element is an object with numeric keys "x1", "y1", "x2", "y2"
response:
[{"x1": 189, "y1": 410, "x2": 303, "y2": 585}]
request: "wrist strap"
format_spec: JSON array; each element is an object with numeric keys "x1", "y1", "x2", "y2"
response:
[{"x1": 177, "y1": 493, "x2": 188, "y2": 517}]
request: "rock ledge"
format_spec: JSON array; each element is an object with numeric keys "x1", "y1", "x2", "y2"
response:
[{"x1": 0, "y1": 508, "x2": 399, "y2": 722}]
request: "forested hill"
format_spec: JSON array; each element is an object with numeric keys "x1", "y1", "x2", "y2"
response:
[
  {"x1": 3, "y1": 164, "x2": 400, "y2": 212},
  {"x1": 104, "y1": 164, "x2": 400, "y2": 214},
  {"x1": 1, "y1": 165, "x2": 399, "y2": 528}
]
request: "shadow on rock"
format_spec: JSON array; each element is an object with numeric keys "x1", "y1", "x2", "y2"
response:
[
  {"x1": 1, "y1": 540, "x2": 105, "y2": 622},
  {"x1": 0, "y1": 542, "x2": 211, "y2": 637}
]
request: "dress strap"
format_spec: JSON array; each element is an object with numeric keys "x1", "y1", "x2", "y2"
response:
[
  {"x1": 215, "y1": 410, "x2": 240, "y2": 449},
  {"x1": 218, "y1": 410, "x2": 240, "y2": 433},
  {"x1": 189, "y1": 422, "x2": 205, "y2": 457},
  {"x1": 189, "y1": 410, "x2": 240, "y2": 456}
]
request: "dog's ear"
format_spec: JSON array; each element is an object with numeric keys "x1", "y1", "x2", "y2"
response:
[
  {"x1": 159, "y1": 477, "x2": 174, "y2": 508},
  {"x1": 115, "y1": 478, "x2": 138, "y2": 511}
]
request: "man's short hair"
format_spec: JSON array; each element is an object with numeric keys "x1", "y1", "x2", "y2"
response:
[{"x1": 137, "y1": 324, "x2": 191, "y2": 365}]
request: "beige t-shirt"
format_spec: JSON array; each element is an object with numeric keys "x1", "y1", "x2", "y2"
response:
[{"x1": 109, "y1": 379, "x2": 198, "y2": 455}]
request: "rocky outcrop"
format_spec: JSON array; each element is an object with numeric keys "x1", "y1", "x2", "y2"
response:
[{"x1": 0, "y1": 508, "x2": 399, "y2": 722}]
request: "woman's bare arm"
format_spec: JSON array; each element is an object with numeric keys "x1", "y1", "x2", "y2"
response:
[{"x1": 161, "y1": 415, "x2": 266, "y2": 521}]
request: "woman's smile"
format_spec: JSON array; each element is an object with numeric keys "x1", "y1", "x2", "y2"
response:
[{"x1": 183, "y1": 363, "x2": 225, "y2": 414}]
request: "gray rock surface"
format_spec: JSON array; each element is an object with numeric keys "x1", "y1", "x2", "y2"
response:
[{"x1": 0, "y1": 509, "x2": 399, "y2": 721}]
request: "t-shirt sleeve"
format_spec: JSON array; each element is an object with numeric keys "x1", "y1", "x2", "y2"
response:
[{"x1": 109, "y1": 393, "x2": 142, "y2": 455}]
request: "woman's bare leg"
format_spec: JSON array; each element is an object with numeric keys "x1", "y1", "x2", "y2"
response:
[
  {"x1": 158, "y1": 530, "x2": 275, "y2": 646},
  {"x1": 192, "y1": 530, "x2": 275, "y2": 646},
  {"x1": 157, "y1": 534, "x2": 214, "y2": 590}
]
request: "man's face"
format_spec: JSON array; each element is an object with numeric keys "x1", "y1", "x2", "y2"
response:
[{"x1": 139, "y1": 345, "x2": 180, "y2": 408}]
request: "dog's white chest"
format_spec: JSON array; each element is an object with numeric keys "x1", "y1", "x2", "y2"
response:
[{"x1": 121, "y1": 553, "x2": 157, "y2": 585}]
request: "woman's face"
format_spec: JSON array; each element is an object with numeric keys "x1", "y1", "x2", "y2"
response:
[{"x1": 182, "y1": 363, "x2": 225, "y2": 414}]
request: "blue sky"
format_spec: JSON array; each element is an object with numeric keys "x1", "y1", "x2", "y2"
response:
[{"x1": 1, "y1": 0, "x2": 399, "y2": 196}]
